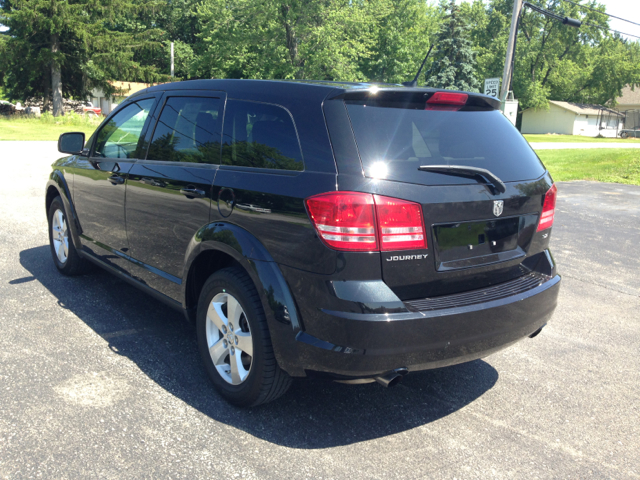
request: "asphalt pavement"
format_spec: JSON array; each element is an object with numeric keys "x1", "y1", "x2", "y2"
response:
[{"x1": 1, "y1": 142, "x2": 638, "y2": 479}]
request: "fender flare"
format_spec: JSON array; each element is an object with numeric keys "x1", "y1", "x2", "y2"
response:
[
  {"x1": 182, "y1": 222, "x2": 306, "y2": 376},
  {"x1": 46, "y1": 169, "x2": 83, "y2": 251},
  {"x1": 182, "y1": 222, "x2": 300, "y2": 329},
  {"x1": 182, "y1": 222, "x2": 304, "y2": 375}
]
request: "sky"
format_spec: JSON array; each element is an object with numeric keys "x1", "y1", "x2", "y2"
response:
[{"x1": 596, "y1": 0, "x2": 640, "y2": 40}]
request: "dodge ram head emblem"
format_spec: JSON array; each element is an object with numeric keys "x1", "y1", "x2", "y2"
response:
[{"x1": 493, "y1": 200, "x2": 504, "y2": 217}]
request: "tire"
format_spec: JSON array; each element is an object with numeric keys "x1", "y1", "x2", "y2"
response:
[
  {"x1": 47, "y1": 196, "x2": 87, "y2": 275},
  {"x1": 621, "y1": 132, "x2": 628, "y2": 139},
  {"x1": 196, "y1": 267, "x2": 292, "y2": 407}
]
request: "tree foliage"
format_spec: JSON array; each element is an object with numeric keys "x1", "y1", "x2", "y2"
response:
[
  {"x1": 193, "y1": 0, "x2": 370, "y2": 81},
  {"x1": 461, "y1": 0, "x2": 640, "y2": 109},
  {"x1": 1, "y1": 0, "x2": 639, "y2": 116},
  {"x1": 0, "y1": 0, "x2": 167, "y2": 111},
  {"x1": 191, "y1": 0, "x2": 441, "y2": 82},
  {"x1": 425, "y1": 0, "x2": 480, "y2": 92},
  {"x1": 347, "y1": 0, "x2": 439, "y2": 84}
]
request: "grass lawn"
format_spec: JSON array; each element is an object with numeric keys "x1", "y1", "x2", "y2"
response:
[
  {"x1": 524, "y1": 134, "x2": 640, "y2": 143},
  {"x1": 538, "y1": 148, "x2": 640, "y2": 185},
  {"x1": 0, "y1": 114, "x2": 101, "y2": 141}
]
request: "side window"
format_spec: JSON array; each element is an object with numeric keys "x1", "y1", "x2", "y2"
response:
[
  {"x1": 222, "y1": 100, "x2": 304, "y2": 171},
  {"x1": 147, "y1": 96, "x2": 222, "y2": 164},
  {"x1": 94, "y1": 98, "x2": 155, "y2": 159}
]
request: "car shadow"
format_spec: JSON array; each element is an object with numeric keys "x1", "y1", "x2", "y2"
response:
[{"x1": 17, "y1": 245, "x2": 499, "y2": 449}]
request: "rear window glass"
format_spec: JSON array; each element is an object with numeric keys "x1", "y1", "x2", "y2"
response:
[{"x1": 345, "y1": 101, "x2": 544, "y2": 185}]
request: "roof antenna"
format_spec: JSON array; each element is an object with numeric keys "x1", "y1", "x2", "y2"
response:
[{"x1": 402, "y1": 44, "x2": 434, "y2": 88}]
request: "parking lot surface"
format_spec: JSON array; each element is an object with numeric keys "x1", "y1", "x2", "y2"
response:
[{"x1": 1, "y1": 142, "x2": 638, "y2": 479}]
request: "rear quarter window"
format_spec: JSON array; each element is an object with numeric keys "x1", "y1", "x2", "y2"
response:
[
  {"x1": 222, "y1": 100, "x2": 304, "y2": 171},
  {"x1": 345, "y1": 101, "x2": 545, "y2": 185}
]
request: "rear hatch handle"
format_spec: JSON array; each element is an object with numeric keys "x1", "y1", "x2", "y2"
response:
[{"x1": 418, "y1": 165, "x2": 507, "y2": 194}]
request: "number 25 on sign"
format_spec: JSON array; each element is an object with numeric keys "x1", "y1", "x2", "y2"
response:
[{"x1": 484, "y1": 78, "x2": 500, "y2": 98}]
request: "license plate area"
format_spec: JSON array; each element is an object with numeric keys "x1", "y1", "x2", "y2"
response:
[{"x1": 432, "y1": 215, "x2": 535, "y2": 271}]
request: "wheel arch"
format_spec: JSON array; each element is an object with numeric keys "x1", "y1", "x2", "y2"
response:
[
  {"x1": 182, "y1": 222, "x2": 304, "y2": 376},
  {"x1": 46, "y1": 171, "x2": 82, "y2": 250}
]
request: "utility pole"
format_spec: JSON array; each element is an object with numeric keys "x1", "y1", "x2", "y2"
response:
[
  {"x1": 170, "y1": 42, "x2": 175, "y2": 78},
  {"x1": 500, "y1": 0, "x2": 523, "y2": 103}
]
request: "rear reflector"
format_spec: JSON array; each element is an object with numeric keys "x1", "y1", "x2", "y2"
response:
[
  {"x1": 537, "y1": 184, "x2": 557, "y2": 231},
  {"x1": 306, "y1": 192, "x2": 427, "y2": 252},
  {"x1": 426, "y1": 92, "x2": 469, "y2": 106}
]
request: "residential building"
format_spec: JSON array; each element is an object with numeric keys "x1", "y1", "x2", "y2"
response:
[
  {"x1": 521, "y1": 101, "x2": 623, "y2": 137},
  {"x1": 90, "y1": 81, "x2": 155, "y2": 114}
]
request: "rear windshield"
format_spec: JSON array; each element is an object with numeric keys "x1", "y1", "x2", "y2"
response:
[{"x1": 345, "y1": 101, "x2": 544, "y2": 185}]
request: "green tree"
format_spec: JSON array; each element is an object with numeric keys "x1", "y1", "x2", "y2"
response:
[
  {"x1": 0, "y1": 0, "x2": 167, "y2": 115},
  {"x1": 193, "y1": 0, "x2": 373, "y2": 81},
  {"x1": 360, "y1": 0, "x2": 440, "y2": 84},
  {"x1": 462, "y1": 0, "x2": 640, "y2": 110},
  {"x1": 121, "y1": 0, "x2": 199, "y2": 79},
  {"x1": 458, "y1": 0, "x2": 510, "y2": 86},
  {"x1": 424, "y1": 0, "x2": 480, "y2": 92}
]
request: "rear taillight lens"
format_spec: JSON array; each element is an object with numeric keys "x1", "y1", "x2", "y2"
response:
[
  {"x1": 305, "y1": 192, "x2": 377, "y2": 251},
  {"x1": 537, "y1": 184, "x2": 557, "y2": 232},
  {"x1": 305, "y1": 192, "x2": 427, "y2": 252},
  {"x1": 374, "y1": 195, "x2": 426, "y2": 251}
]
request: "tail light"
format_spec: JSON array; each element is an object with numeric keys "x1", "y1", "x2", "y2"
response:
[
  {"x1": 537, "y1": 184, "x2": 557, "y2": 232},
  {"x1": 305, "y1": 192, "x2": 427, "y2": 252},
  {"x1": 374, "y1": 195, "x2": 425, "y2": 251},
  {"x1": 305, "y1": 192, "x2": 377, "y2": 251}
]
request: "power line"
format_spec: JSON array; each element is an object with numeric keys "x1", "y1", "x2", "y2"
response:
[
  {"x1": 581, "y1": 20, "x2": 640, "y2": 40},
  {"x1": 523, "y1": 2, "x2": 640, "y2": 40},
  {"x1": 525, "y1": 3, "x2": 565, "y2": 22},
  {"x1": 561, "y1": 0, "x2": 640, "y2": 28}
]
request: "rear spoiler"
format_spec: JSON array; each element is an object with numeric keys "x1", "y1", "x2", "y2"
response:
[{"x1": 327, "y1": 87, "x2": 501, "y2": 110}]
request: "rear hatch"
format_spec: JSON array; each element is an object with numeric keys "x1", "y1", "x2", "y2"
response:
[{"x1": 338, "y1": 89, "x2": 553, "y2": 300}]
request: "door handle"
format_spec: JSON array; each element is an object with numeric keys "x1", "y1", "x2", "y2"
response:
[
  {"x1": 180, "y1": 187, "x2": 206, "y2": 199},
  {"x1": 109, "y1": 175, "x2": 125, "y2": 185}
]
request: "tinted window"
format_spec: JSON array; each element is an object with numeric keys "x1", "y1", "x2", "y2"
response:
[
  {"x1": 222, "y1": 100, "x2": 303, "y2": 171},
  {"x1": 345, "y1": 101, "x2": 545, "y2": 184},
  {"x1": 94, "y1": 98, "x2": 155, "y2": 159},
  {"x1": 147, "y1": 97, "x2": 221, "y2": 164}
]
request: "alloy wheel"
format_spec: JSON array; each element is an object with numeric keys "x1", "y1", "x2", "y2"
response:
[
  {"x1": 205, "y1": 292, "x2": 254, "y2": 385},
  {"x1": 51, "y1": 208, "x2": 69, "y2": 264}
]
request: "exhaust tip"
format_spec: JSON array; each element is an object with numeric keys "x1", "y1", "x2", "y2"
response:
[
  {"x1": 529, "y1": 325, "x2": 545, "y2": 338},
  {"x1": 387, "y1": 375, "x2": 403, "y2": 388},
  {"x1": 374, "y1": 368, "x2": 409, "y2": 388}
]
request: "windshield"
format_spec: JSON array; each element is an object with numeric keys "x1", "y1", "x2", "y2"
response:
[{"x1": 345, "y1": 101, "x2": 544, "y2": 185}]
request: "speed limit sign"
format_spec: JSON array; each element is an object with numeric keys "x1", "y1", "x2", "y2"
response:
[{"x1": 484, "y1": 78, "x2": 500, "y2": 98}]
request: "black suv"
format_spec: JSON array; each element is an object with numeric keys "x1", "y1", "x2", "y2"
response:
[{"x1": 47, "y1": 80, "x2": 560, "y2": 406}]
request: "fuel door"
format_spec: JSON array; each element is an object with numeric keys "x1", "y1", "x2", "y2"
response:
[{"x1": 218, "y1": 187, "x2": 235, "y2": 217}]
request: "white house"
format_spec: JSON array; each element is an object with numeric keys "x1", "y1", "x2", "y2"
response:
[
  {"x1": 613, "y1": 85, "x2": 640, "y2": 113},
  {"x1": 521, "y1": 101, "x2": 623, "y2": 137},
  {"x1": 611, "y1": 85, "x2": 640, "y2": 131},
  {"x1": 90, "y1": 81, "x2": 155, "y2": 115}
]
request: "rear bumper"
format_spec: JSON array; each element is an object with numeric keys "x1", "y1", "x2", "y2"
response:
[{"x1": 292, "y1": 274, "x2": 560, "y2": 378}]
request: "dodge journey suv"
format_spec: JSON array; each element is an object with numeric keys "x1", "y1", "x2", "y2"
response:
[{"x1": 47, "y1": 80, "x2": 560, "y2": 406}]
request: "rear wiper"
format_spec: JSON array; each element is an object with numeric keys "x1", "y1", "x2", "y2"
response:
[{"x1": 417, "y1": 165, "x2": 506, "y2": 194}]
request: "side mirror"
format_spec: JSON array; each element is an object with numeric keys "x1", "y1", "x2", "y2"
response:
[{"x1": 58, "y1": 132, "x2": 86, "y2": 155}]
